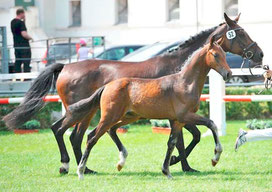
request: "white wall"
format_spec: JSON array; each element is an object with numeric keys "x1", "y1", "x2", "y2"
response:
[
  {"x1": 128, "y1": 0, "x2": 168, "y2": 27},
  {"x1": 238, "y1": 0, "x2": 272, "y2": 65},
  {"x1": 82, "y1": 0, "x2": 117, "y2": 27},
  {"x1": 239, "y1": 0, "x2": 272, "y2": 23},
  {"x1": 55, "y1": 0, "x2": 69, "y2": 28},
  {"x1": 0, "y1": 0, "x2": 15, "y2": 10}
]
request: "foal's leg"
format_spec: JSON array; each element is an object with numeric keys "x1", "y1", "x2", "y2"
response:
[
  {"x1": 77, "y1": 117, "x2": 123, "y2": 180},
  {"x1": 69, "y1": 107, "x2": 98, "y2": 174},
  {"x1": 170, "y1": 124, "x2": 201, "y2": 168},
  {"x1": 51, "y1": 116, "x2": 76, "y2": 174},
  {"x1": 169, "y1": 124, "x2": 200, "y2": 172},
  {"x1": 181, "y1": 113, "x2": 223, "y2": 166},
  {"x1": 162, "y1": 120, "x2": 184, "y2": 179},
  {"x1": 108, "y1": 113, "x2": 140, "y2": 171}
]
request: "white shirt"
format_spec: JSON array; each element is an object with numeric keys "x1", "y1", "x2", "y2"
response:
[{"x1": 78, "y1": 47, "x2": 90, "y2": 61}]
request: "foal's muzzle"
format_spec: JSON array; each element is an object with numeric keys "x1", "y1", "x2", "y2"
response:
[{"x1": 223, "y1": 71, "x2": 232, "y2": 81}]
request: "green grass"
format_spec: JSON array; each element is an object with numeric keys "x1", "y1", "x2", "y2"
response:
[{"x1": 1, "y1": 121, "x2": 272, "y2": 191}]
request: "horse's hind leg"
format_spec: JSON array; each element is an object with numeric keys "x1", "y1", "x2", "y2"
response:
[
  {"x1": 69, "y1": 107, "x2": 98, "y2": 174},
  {"x1": 162, "y1": 120, "x2": 184, "y2": 179},
  {"x1": 108, "y1": 113, "x2": 140, "y2": 171},
  {"x1": 51, "y1": 116, "x2": 74, "y2": 174}
]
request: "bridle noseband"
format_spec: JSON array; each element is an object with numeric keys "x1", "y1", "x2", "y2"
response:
[{"x1": 227, "y1": 27, "x2": 258, "y2": 75}]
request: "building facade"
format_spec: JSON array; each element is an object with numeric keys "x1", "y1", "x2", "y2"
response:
[{"x1": 0, "y1": 0, "x2": 271, "y2": 64}]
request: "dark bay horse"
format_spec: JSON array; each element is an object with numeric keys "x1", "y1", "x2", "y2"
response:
[
  {"x1": 3, "y1": 13, "x2": 263, "y2": 174},
  {"x1": 66, "y1": 36, "x2": 232, "y2": 179}
]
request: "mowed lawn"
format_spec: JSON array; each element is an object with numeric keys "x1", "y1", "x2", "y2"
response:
[{"x1": 1, "y1": 121, "x2": 272, "y2": 191}]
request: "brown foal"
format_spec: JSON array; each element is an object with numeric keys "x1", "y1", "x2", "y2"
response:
[{"x1": 65, "y1": 36, "x2": 232, "y2": 179}]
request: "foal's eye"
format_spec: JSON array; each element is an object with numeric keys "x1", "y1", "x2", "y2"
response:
[{"x1": 213, "y1": 53, "x2": 218, "y2": 58}]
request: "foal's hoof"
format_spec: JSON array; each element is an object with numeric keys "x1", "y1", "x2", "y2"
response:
[
  {"x1": 84, "y1": 167, "x2": 97, "y2": 174},
  {"x1": 211, "y1": 159, "x2": 218, "y2": 167},
  {"x1": 170, "y1": 155, "x2": 179, "y2": 166},
  {"x1": 183, "y1": 168, "x2": 200, "y2": 173},
  {"x1": 59, "y1": 167, "x2": 68, "y2": 175},
  {"x1": 117, "y1": 163, "x2": 123, "y2": 171}
]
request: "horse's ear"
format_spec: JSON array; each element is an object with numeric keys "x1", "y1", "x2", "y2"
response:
[
  {"x1": 209, "y1": 35, "x2": 216, "y2": 50},
  {"x1": 224, "y1": 13, "x2": 235, "y2": 27},
  {"x1": 234, "y1": 13, "x2": 241, "y2": 22}
]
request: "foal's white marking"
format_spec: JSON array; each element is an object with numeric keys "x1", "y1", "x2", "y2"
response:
[
  {"x1": 77, "y1": 163, "x2": 85, "y2": 180},
  {"x1": 61, "y1": 162, "x2": 69, "y2": 172},
  {"x1": 117, "y1": 148, "x2": 128, "y2": 170}
]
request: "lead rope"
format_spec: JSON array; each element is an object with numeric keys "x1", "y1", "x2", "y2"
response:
[{"x1": 258, "y1": 66, "x2": 272, "y2": 94}]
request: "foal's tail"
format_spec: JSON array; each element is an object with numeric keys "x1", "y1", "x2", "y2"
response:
[
  {"x1": 68, "y1": 86, "x2": 105, "y2": 116},
  {"x1": 3, "y1": 63, "x2": 65, "y2": 129}
]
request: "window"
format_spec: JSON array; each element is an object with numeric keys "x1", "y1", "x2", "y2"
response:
[
  {"x1": 224, "y1": 0, "x2": 238, "y2": 17},
  {"x1": 70, "y1": 0, "x2": 81, "y2": 27},
  {"x1": 98, "y1": 48, "x2": 126, "y2": 60},
  {"x1": 117, "y1": 0, "x2": 128, "y2": 24},
  {"x1": 168, "y1": 0, "x2": 180, "y2": 21}
]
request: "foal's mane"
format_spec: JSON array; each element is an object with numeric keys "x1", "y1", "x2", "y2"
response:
[{"x1": 180, "y1": 47, "x2": 203, "y2": 70}]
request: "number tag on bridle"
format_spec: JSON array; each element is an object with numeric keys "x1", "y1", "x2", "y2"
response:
[{"x1": 226, "y1": 30, "x2": 236, "y2": 40}]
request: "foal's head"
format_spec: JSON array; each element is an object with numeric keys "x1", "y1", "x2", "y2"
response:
[{"x1": 205, "y1": 36, "x2": 232, "y2": 81}]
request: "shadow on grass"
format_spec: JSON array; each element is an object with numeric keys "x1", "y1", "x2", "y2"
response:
[{"x1": 61, "y1": 169, "x2": 272, "y2": 180}]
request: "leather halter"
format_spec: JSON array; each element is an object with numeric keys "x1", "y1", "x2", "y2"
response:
[{"x1": 227, "y1": 26, "x2": 258, "y2": 75}]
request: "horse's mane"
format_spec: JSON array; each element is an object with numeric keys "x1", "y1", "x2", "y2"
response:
[{"x1": 167, "y1": 22, "x2": 225, "y2": 54}]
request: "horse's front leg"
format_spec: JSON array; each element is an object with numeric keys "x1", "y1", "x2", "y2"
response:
[
  {"x1": 162, "y1": 120, "x2": 184, "y2": 179},
  {"x1": 180, "y1": 113, "x2": 223, "y2": 166},
  {"x1": 169, "y1": 120, "x2": 198, "y2": 172}
]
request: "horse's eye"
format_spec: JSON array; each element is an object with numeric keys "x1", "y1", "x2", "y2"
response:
[{"x1": 240, "y1": 32, "x2": 246, "y2": 38}]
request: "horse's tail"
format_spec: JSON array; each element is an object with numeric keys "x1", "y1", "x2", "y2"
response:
[
  {"x1": 3, "y1": 63, "x2": 65, "y2": 129},
  {"x1": 68, "y1": 86, "x2": 105, "y2": 116}
]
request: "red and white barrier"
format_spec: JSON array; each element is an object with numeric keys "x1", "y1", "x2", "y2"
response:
[
  {"x1": 0, "y1": 95, "x2": 61, "y2": 104},
  {"x1": 1, "y1": 94, "x2": 272, "y2": 104},
  {"x1": 200, "y1": 94, "x2": 272, "y2": 102}
]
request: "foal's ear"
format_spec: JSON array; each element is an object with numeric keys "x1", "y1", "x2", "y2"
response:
[
  {"x1": 234, "y1": 13, "x2": 241, "y2": 22},
  {"x1": 224, "y1": 13, "x2": 236, "y2": 27},
  {"x1": 209, "y1": 35, "x2": 216, "y2": 50}
]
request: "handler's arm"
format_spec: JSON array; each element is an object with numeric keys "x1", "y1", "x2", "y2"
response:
[{"x1": 21, "y1": 31, "x2": 33, "y2": 41}]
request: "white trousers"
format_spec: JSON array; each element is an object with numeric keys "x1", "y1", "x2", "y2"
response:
[{"x1": 246, "y1": 128, "x2": 272, "y2": 142}]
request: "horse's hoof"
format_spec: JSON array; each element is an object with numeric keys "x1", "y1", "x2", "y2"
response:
[
  {"x1": 84, "y1": 167, "x2": 97, "y2": 174},
  {"x1": 162, "y1": 168, "x2": 173, "y2": 179},
  {"x1": 211, "y1": 159, "x2": 218, "y2": 167},
  {"x1": 117, "y1": 163, "x2": 123, "y2": 171},
  {"x1": 169, "y1": 155, "x2": 179, "y2": 166},
  {"x1": 59, "y1": 167, "x2": 68, "y2": 174},
  {"x1": 183, "y1": 168, "x2": 200, "y2": 173}
]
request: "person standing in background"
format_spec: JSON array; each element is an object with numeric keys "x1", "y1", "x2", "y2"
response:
[
  {"x1": 11, "y1": 8, "x2": 33, "y2": 73},
  {"x1": 77, "y1": 39, "x2": 93, "y2": 61}
]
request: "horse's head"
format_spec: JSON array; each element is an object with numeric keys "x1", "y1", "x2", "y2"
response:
[
  {"x1": 206, "y1": 35, "x2": 232, "y2": 81},
  {"x1": 214, "y1": 13, "x2": 263, "y2": 66}
]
